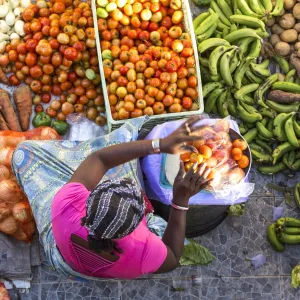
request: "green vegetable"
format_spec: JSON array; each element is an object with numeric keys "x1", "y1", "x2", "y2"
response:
[
  {"x1": 96, "y1": 7, "x2": 108, "y2": 18},
  {"x1": 179, "y1": 239, "x2": 215, "y2": 266},
  {"x1": 193, "y1": 0, "x2": 212, "y2": 6},
  {"x1": 32, "y1": 112, "x2": 52, "y2": 128},
  {"x1": 102, "y1": 49, "x2": 113, "y2": 60},
  {"x1": 85, "y1": 69, "x2": 96, "y2": 80},
  {"x1": 291, "y1": 265, "x2": 300, "y2": 289},
  {"x1": 227, "y1": 204, "x2": 245, "y2": 216},
  {"x1": 52, "y1": 120, "x2": 70, "y2": 136}
]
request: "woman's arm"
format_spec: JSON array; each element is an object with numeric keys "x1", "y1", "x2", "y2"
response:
[
  {"x1": 155, "y1": 162, "x2": 212, "y2": 274},
  {"x1": 70, "y1": 117, "x2": 202, "y2": 191}
]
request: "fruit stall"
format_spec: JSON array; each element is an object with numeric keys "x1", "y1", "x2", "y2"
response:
[{"x1": 1, "y1": 0, "x2": 300, "y2": 295}]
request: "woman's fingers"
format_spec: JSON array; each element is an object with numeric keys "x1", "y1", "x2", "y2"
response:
[
  {"x1": 202, "y1": 166, "x2": 211, "y2": 179},
  {"x1": 184, "y1": 163, "x2": 197, "y2": 181},
  {"x1": 199, "y1": 178, "x2": 213, "y2": 190},
  {"x1": 179, "y1": 144, "x2": 198, "y2": 154},
  {"x1": 197, "y1": 162, "x2": 207, "y2": 176},
  {"x1": 179, "y1": 116, "x2": 200, "y2": 131}
]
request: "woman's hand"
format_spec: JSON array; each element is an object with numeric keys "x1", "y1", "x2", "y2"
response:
[
  {"x1": 160, "y1": 116, "x2": 203, "y2": 154},
  {"x1": 173, "y1": 162, "x2": 213, "y2": 207}
]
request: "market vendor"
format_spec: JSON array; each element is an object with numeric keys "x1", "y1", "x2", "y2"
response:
[{"x1": 51, "y1": 117, "x2": 212, "y2": 279}]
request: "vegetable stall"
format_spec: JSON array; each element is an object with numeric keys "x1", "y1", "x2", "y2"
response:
[{"x1": 0, "y1": 0, "x2": 300, "y2": 294}]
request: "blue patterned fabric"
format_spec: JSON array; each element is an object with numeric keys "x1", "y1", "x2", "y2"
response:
[{"x1": 11, "y1": 117, "x2": 147, "y2": 281}]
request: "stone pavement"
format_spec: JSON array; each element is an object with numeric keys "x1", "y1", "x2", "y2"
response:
[{"x1": 7, "y1": 166, "x2": 300, "y2": 300}]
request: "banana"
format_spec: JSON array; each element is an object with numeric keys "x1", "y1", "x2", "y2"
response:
[
  {"x1": 204, "y1": 87, "x2": 225, "y2": 113},
  {"x1": 217, "y1": 20, "x2": 230, "y2": 31},
  {"x1": 220, "y1": 49, "x2": 236, "y2": 86},
  {"x1": 239, "y1": 123, "x2": 248, "y2": 134},
  {"x1": 203, "y1": 82, "x2": 224, "y2": 97},
  {"x1": 217, "y1": 89, "x2": 230, "y2": 117},
  {"x1": 227, "y1": 91, "x2": 238, "y2": 117},
  {"x1": 271, "y1": 82, "x2": 300, "y2": 93},
  {"x1": 285, "y1": 69, "x2": 296, "y2": 83},
  {"x1": 211, "y1": 103, "x2": 218, "y2": 114},
  {"x1": 229, "y1": 15, "x2": 265, "y2": 30},
  {"x1": 245, "y1": 122, "x2": 256, "y2": 129},
  {"x1": 240, "y1": 99, "x2": 260, "y2": 114},
  {"x1": 234, "y1": 59, "x2": 252, "y2": 89},
  {"x1": 211, "y1": 1, "x2": 231, "y2": 26},
  {"x1": 242, "y1": 76, "x2": 252, "y2": 86},
  {"x1": 260, "y1": 59, "x2": 270, "y2": 69},
  {"x1": 198, "y1": 38, "x2": 230, "y2": 53},
  {"x1": 224, "y1": 28, "x2": 261, "y2": 43},
  {"x1": 209, "y1": 45, "x2": 234, "y2": 76},
  {"x1": 248, "y1": 0, "x2": 266, "y2": 15},
  {"x1": 195, "y1": 13, "x2": 219, "y2": 35},
  {"x1": 250, "y1": 143, "x2": 265, "y2": 153},
  {"x1": 230, "y1": 23, "x2": 238, "y2": 33},
  {"x1": 273, "y1": 112, "x2": 293, "y2": 142},
  {"x1": 285, "y1": 115, "x2": 299, "y2": 147},
  {"x1": 271, "y1": 0, "x2": 284, "y2": 16},
  {"x1": 293, "y1": 119, "x2": 300, "y2": 138},
  {"x1": 236, "y1": 37, "x2": 255, "y2": 59},
  {"x1": 250, "y1": 63, "x2": 271, "y2": 77},
  {"x1": 254, "y1": 73, "x2": 278, "y2": 108},
  {"x1": 215, "y1": 32, "x2": 222, "y2": 38},
  {"x1": 196, "y1": 23, "x2": 218, "y2": 42},
  {"x1": 259, "y1": 107, "x2": 277, "y2": 118},
  {"x1": 224, "y1": 0, "x2": 232, "y2": 8},
  {"x1": 255, "y1": 28, "x2": 269, "y2": 38},
  {"x1": 273, "y1": 56, "x2": 290, "y2": 74},
  {"x1": 262, "y1": 0, "x2": 273, "y2": 12},
  {"x1": 261, "y1": 118, "x2": 268, "y2": 127},
  {"x1": 217, "y1": 0, "x2": 233, "y2": 19},
  {"x1": 272, "y1": 142, "x2": 296, "y2": 164},
  {"x1": 282, "y1": 152, "x2": 289, "y2": 166},
  {"x1": 246, "y1": 70, "x2": 263, "y2": 83},
  {"x1": 200, "y1": 66, "x2": 212, "y2": 83},
  {"x1": 243, "y1": 95, "x2": 255, "y2": 105},
  {"x1": 234, "y1": 83, "x2": 260, "y2": 100},
  {"x1": 295, "y1": 76, "x2": 300, "y2": 85},
  {"x1": 222, "y1": 27, "x2": 230, "y2": 38},
  {"x1": 288, "y1": 150, "x2": 296, "y2": 167},
  {"x1": 193, "y1": 12, "x2": 210, "y2": 29},
  {"x1": 251, "y1": 149, "x2": 272, "y2": 163},
  {"x1": 247, "y1": 38, "x2": 262, "y2": 59},
  {"x1": 256, "y1": 121, "x2": 274, "y2": 139},
  {"x1": 229, "y1": 49, "x2": 240, "y2": 73},
  {"x1": 267, "y1": 119, "x2": 274, "y2": 132},
  {"x1": 256, "y1": 139, "x2": 273, "y2": 153},
  {"x1": 211, "y1": 74, "x2": 222, "y2": 81},
  {"x1": 199, "y1": 57, "x2": 209, "y2": 67},
  {"x1": 237, "y1": 0, "x2": 262, "y2": 17},
  {"x1": 266, "y1": 100, "x2": 300, "y2": 113},
  {"x1": 237, "y1": 100, "x2": 262, "y2": 123},
  {"x1": 243, "y1": 128, "x2": 258, "y2": 143},
  {"x1": 258, "y1": 162, "x2": 286, "y2": 174}
]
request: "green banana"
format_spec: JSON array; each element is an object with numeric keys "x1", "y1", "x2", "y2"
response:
[
  {"x1": 267, "y1": 119, "x2": 274, "y2": 132},
  {"x1": 211, "y1": 1, "x2": 231, "y2": 26},
  {"x1": 256, "y1": 121, "x2": 274, "y2": 139},
  {"x1": 273, "y1": 112, "x2": 293, "y2": 142},
  {"x1": 246, "y1": 70, "x2": 263, "y2": 83},
  {"x1": 240, "y1": 100, "x2": 260, "y2": 114},
  {"x1": 258, "y1": 108, "x2": 277, "y2": 119},
  {"x1": 193, "y1": 12, "x2": 210, "y2": 29},
  {"x1": 196, "y1": 23, "x2": 218, "y2": 42},
  {"x1": 211, "y1": 103, "x2": 218, "y2": 114},
  {"x1": 236, "y1": 0, "x2": 261, "y2": 17},
  {"x1": 293, "y1": 119, "x2": 300, "y2": 138},
  {"x1": 294, "y1": 183, "x2": 300, "y2": 208},
  {"x1": 229, "y1": 49, "x2": 240, "y2": 73},
  {"x1": 243, "y1": 95, "x2": 255, "y2": 105},
  {"x1": 260, "y1": 59, "x2": 270, "y2": 69},
  {"x1": 220, "y1": 49, "x2": 236, "y2": 86},
  {"x1": 227, "y1": 92, "x2": 238, "y2": 117},
  {"x1": 217, "y1": 89, "x2": 230, "y2": 117},
  {"x1": 272, "y1": 142, "x2": 296, "y2": 164},
  {"x1": 222, "y1": 27, "x2": 230, "y2": 38},
  {"x1": 254, "y1": 73, "x2": 278, "y2": 108},
  {"x1": 229, "y1": 15, "x2": 265, "y2": 30},
  {"x1": 285, "y1": 115, "x2": 299, "y2": 148},
  {"x1": 282, "y1": 152, "x2": 289, "y2": 166},
  {"x1": 261, "y1": 118, "x2": 268, "y2": 127},
  {"x1": 285, "y1": 69, "x2": 296, "y2": 83},
  {"x1": 195, "y1": 13, "x2": 219, "y2": 35},
  {"x1": 199, "y1": 57, "x2": 209, "y2": 67},
  {"x1": 266, "y1": 100, "x2": 300, "y2": 113},
  {"x1": 256, "y1": 139, "x2": 273, "y2": 153},
  {"x1": 245, "y1": 122, "x2": 256, "y2": 129},
  {"x1": 251, "y1": 149, "x2": 272, "y2": 163},
  {"x1": 235, "y1": 37, "x2": 255, "y2": 58},
  {"x1": 234, "y1": 59, "x2": 252, "y2": 89},
  {"x1": 198, "y1": 38, "x2": 230, "y2": 53},
  {"x1": 243, "y1": 128, "x2": 258, "y2": 143},
  {"x1": 248, "y1": 0, "x2": 266, "y2": 15},
  {"x1": 200, "y1": 66, "x2": 212, "y2": 83},
  {"x1": 209, "y1": 45, "x2": 234, "y2": 76},
  {"x1": 215, "y1": 32, "x2": 222, "y2": 38},
  {"x1": 258, "y1": 162, "x2": 286, "y2": 174},
  {"x1": 217, "y1": 0, "x2": 233, "y2": 19},
  {"x1": 271, "y1": 82, "x2": 300, "y2": 93},
  {"x1": 224, "y1": 28, "x2": 261, "y2": 43},
  {"x1": 291, "y1": 159, "x2": 300, "y2": 171},
  {"x1": 267, "y1": 223, "x2": 285, "y2": 252},
  {"x1": 247, "y1": 39, "x2": 262, "y2": 59},
  {"x1": 273, "y1": 56, "x2": 290, "y2": 74},
  {"x1": 230, "y1": 23, "x2": 238, "y2": 33},
  {"x1": 234, "y1": 83, "x2": 259, "y2": 100},
  {"x1": 262, "y1": 0, "x2": 272, "y2": 12},
  {"x1": 237, "y1": 100, "x2": 262, "y2": 123},
  {"x1": 255, "y1": 29, "x2": 269, "y2": 38},
  {"x1": 203, "y1": 82, "x2": 224, "y2": 97},
  {"x1": 249, "y1": 143, "x2": 265, "y2": 153},
  {"x1": 250, "y1": 63, "x2": 271, "y2": 77},
  {"x1": 242, "y1": 76, "x2": 252, "y2": 86},
  {"x1": 271, "y1": 0, "x2": 284, "y2": 16},
  {"x1": 204, "y1": 88, "x2": 224, "y2": 113},
  {"x1": 239, "y1": 123, "x2": 248, "y2": 134},
  {"x1": 217, "y1": 20, "x2": 230, "y2": 31},
  {"x1": 288, "y1": 150, "x2": 296, "y2": 166},
  {"x1": 295, "y1": 76, "x2": 300, "y2": 85}
]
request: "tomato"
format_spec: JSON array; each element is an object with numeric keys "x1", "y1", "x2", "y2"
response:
[
  {"x1": 53, "y1": 2, "x2": 65, "y2": 13},
  {"x1": 62, "y1": 102, "x2": 74, "y2": 115},
  {"x1": 231, "y1": 148, "x2": 243, "y2": 161},
  {"x1": 160, "y1": 72, "x2": 171, "y2": 83},
  {"x1": 232, "y1": 139, "x2": 247, "y2": 151},
  {"x1": 180, "y1": 152, "x2": 190, "y2": 162},
  {"x1": 25, "y1": 39, "x2": 38, "y2": 53},
  {"x1": 177, "y1": 66, "x2": 188, "y2": 79},
  {"x1": 8, "y1": 75, "x2": 20, "y2": 86},
  {"x1": 16, "y1": 42, "x2": 27, "y2": 55},
  {"x1": 163, "y1": 95, "x2": 174, "y2": 107},
  {"x1": 36, "y1": 40, "x2": 53, "y2": 56},
  {"x1": 51, "y1": 52, "x2": 63, "y2": 66},
  {"x1": 187, "y1": 76, "x2": 197, "y2": 88},
  {"x1": 22, "y1": 8, "x2": 35, "y2": 22},
  {"x1": 25, "y1": 53, "x2": 37, "y2": 67},
  {"x1": 139, "y1": 30, "x2": 150, "y2": 41},
  {"x1": 30, "y1": 80, "x2": 42, "y2": 92},
  {"x1": 169, "y1": 103, "x2": 182, "y2": 113},
  {"x1": 161, "y1": 16, "x2": 172, "y2": 29},
  {"x1": 63, "y1": 47, "x2": 78, "y2": 61},
  {"x1": 185, "y1": 87, "x2": 198, "y2": 101},
  {"x1": 40, "y1": 92, "x2": 51, "y2": 104},
  {"x1": 130, "y1": 108, "x2": 142, "y2": 118},
  {"x1": 31, "y1": 21, "x2": 42, "y2": 33},
  {"x1": 238, "y1": 155, "x2": 249, "y2": 169},
  {"x1": 29, "y1": 65, "x2": 43, "y2": 79},
  {"x1": 181, "y1": 97, "x2": 193, "y2": 109},
  {"x1": 133, "y1": 88, "x2": 144, "y2": 100},
  {"x1": 165, "y1": 60, "x2": 178, "y2": 73},
  {"x1": 152, "y1": 102, "x2": 164, "y2": 114},
  {"x1": 7, "y1": 50, "x2": 17, "y2": 62}
]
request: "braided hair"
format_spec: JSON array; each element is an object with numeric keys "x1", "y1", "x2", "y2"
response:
[{"x1": 81, "y1": 178, "x2": 144, "y2": 253}]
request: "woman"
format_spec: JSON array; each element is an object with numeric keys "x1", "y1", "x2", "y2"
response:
[{"x1": 51, "y1": 117, "x2": 212, "y2": 279}]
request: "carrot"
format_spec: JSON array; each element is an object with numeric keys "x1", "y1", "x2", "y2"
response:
[
  {"x1": 0, "y1": 112, "x2": 9, "y2": 131},
  {"x1": 0, "y1": 89, "x2": 22, "y2": 132},
  {"x1": 0, "y1": 67, "x2": 9, "y2": 85},
  {"x1": 13, "y1": 85, "x2": 32, "y2": 131}
]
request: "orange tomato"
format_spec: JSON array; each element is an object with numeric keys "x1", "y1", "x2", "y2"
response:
[
  {"x1": 184, "y1": 162, "x2": 193, "y2": 172},
  {"x1": 233, "y1": 139, "x2": 248, "y2": 151},
  {"x1": 231, "y1": 148, "x2": 243, "y2": 161},
  {"x1": 189, "y1": 153, "x2": 198, "y2": 163},
  {"x1": 198, "y1": 145, "x2": 212, "y2": 159},
  {"x1": 238, "y1": 155, "x2": 249, "y2": 169},
  {"x1": 180, "y1": 152, "x2": 190, "y2": 162},
  {"x1": 205, "y1": 157, "x2": 217, "y2": 168},
  {"x1": 197, "y1": 154, "x2": 204, "y2": 164},
  {"x1": 192, "y1": 139, "x2": 205, "y2": 150}
]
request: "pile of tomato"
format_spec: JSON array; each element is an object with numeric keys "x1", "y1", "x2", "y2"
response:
[
  {"x1": 96, "y1": 0, "x2": 199, "y2": 120},
  {"x1": 180, "y1": 120, "x2": 249, "y2": 190},
  {"x1": 0, "y1": 0, "x2": 106, "y2": 126}
]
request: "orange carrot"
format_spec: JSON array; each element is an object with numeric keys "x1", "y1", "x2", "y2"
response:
[
  {"x1": 0, "y1": 112, "x2": 9, "y2": 131},
  {"x1": 0, "y1": 89, "x2": 21, "y2": 132},
  {"x1": 0, "y1": 67, "x2": 9, "y2": 85},
  {"x1": 13, "y1": 85, "x2": 32, "y2": 131}
]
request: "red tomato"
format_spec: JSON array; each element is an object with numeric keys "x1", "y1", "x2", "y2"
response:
[
  {"x1": 25, "y1": 53, "x2": 37, "y2": 67},
  {"x1": 166, "y1": 60, "x2": 178, "y2": 73},
  {"x1": 182, "y1": 97, "x2": 193, "y2": 109},
  {"x1": 36, "y1": 40, "x2": 53, "y2": 56},
  {"x1": 64, "y1": 47, "x2": 78, "y2": 61},
  {"x1": 16, "y1": 42, "x2": 27, "y2": 54},
  {"x1": 9, "y1": 75, "x2": 20, "y2": 86},
  {"x1": 25, "y1": 39, "x2": 38, "y2": 53},
  {"x1": 41, "y1": 92, "x2": 51, "y2": 103},
  {"x1": 49, "y1": 39, "x2": 59, "y2": 49}
]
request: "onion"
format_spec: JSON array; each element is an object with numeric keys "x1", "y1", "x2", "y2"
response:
[
  {"x1": 0, "y1": 179, "x2": 21, "y2": 204},
  {"x1": 40, "y1": 127, "x2": 60, "y2": 140},
  {"x1": 12, "y1": 227, "x2": 27, "y2": 241},
  {"x1": 0, "y1": 203, "x2": 10, "y2": 222},
  {"x1": 0, "y1": 165, "x2": 10, "y2": 181},
  {"x1": 0, "y1": 135, "x2": 26, "y2": 148},
  {"x1": 0, "y1": 147, "x2": 14, "y2": 167},
  {"x1": 21, "y1": 220, "x2": 36, "y2": 240},
  {"x1": 12, "y1": 200, "x2": 33, "y2": 224},
  {"x1": 0, "y1": 216, "x2": 18, "y2": 234}
]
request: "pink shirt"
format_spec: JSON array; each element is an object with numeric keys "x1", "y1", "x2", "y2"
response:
[{"x1": 51, "y1": 183, "x2": 167, "y2": 279}]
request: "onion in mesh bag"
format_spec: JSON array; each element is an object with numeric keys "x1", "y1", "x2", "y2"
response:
[
  {"x1": 0, "y1": 203, "x2": 10, "y2": 222},
  {"x1": 12, "y1": 200, "x2": 33, "y2": 224},
  {"x1": 0, "y1": 180, "x2": 22, "y2": 205},
  {"x1": 0, "y1": 165, "x2": 10, "y2": 181},
  {"x1": 0, "y1": 216, "x2": 18, "y2": 235}
]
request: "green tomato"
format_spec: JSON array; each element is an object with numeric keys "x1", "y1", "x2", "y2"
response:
[
  {"x1": 96, "y1": 7, "x2": 108, "y2": 18},
  {"x1": 106, "y1": 2, "x2": 117, "y2": 12},
  {"x1": 102, "y1": 49, "x2": 113, "y2": 60},
  {"x1": 97, "y1": 0, "x2": 108, "y2": 7}
]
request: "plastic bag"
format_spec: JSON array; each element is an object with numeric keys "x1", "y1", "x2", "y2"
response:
[{"x1": 142, "y1": 118, "x2": 254, "y2": 205}]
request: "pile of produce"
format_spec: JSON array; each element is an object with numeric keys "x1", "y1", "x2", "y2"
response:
[
  {"x1": 180, "y1": 119, "x2": 249, "y2": 189},
  {"x1": 0, "y1": 127, "x2": 60, "y2": 242},
  {"x1": 96, "y1": 0, "x2": 199, "y2": 119},
  {"x1": 0, "y1": 0, "x2": 106, "y2": 127}
]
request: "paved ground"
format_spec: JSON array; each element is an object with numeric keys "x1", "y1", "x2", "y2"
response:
[{"x1": 7, "y1": 166, "x2": 300, "y2": 300}]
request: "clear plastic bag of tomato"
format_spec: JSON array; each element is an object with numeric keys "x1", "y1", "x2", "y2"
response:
[{"x1": 142, "y1": 117, "x2": 255, "y2": 205}]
